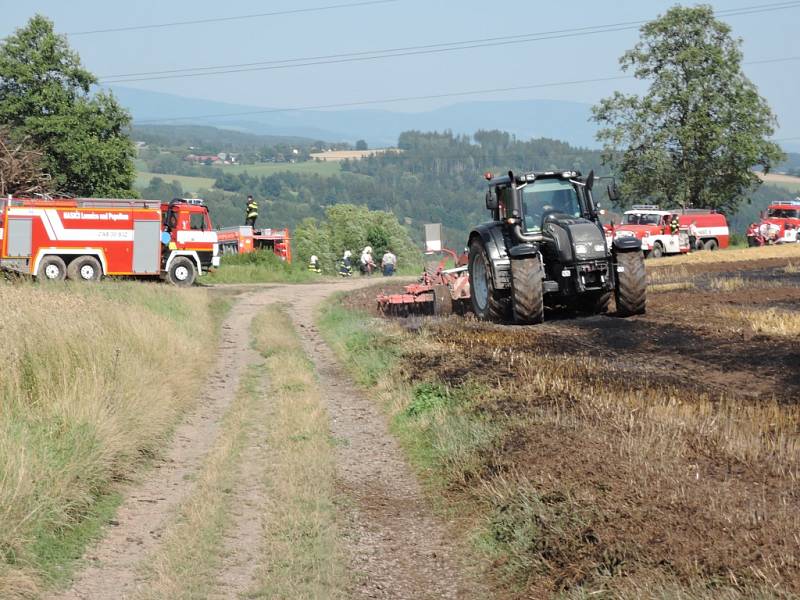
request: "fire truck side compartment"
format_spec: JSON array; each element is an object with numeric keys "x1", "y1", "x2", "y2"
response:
[
  {"x1": 133, "y1": 220, "x2": 162, "y2": 273},
  {"x1": 7, "y1": 218, "x2": 32, "y2": 257}
]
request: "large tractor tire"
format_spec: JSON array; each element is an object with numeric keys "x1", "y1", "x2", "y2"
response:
[
  {"x1": 167, "y1": 257, "x2": 197, "y2": 287},
  {"x1": 614, "y1": 251, "x2": 646, "y2": 317},
  {"x1": 468, "y1": 239, "x2": 510, "y2": 322},
  {"x1": 67, "y1": 255, "x2": 102, "y2": 282},
  {"x1": 36, "y1": 255, "x2": 67, "y2": 282},
  {"x1": 576, "y1": 290, "x2": 611, "y2": 315},
  {"x1": 510, "y1": 257, "x2": 544, "y2": 324}
]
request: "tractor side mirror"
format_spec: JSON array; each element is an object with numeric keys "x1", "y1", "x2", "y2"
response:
[
  {"x1": 607, "y1": 183, "x2": 620, "y2": 202},
  {"x1": 485, "y1": 189, "x2": 498, "y2": 210}
]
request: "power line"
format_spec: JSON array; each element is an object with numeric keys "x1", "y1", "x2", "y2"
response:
[
  {"x1": 66, "y1": 0, "x2": 399, "y2": 36},
  {"x1": 132, "y1": 55, "x2": 800, "y2": 125},
  {"x1": 99, "y1": 1, "x2": 800, "y2": 84}
]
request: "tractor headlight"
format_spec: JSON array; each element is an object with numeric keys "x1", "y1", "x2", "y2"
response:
[
  {"x1": 594, "y1": 244, "x2": 606, "y2": 252},
  {"x1": 575, "y1": 243, "x2": 588, "y2": 255}
]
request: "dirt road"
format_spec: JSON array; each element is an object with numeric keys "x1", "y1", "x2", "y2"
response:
[{"x1": 51, "y1": 278, "x2": 474, "y2": 600}]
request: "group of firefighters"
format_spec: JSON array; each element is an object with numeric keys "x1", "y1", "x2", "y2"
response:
[
  {"x1": 242, "y1": 195, "x2": 397, "y2": 277},
  {"x1": 307, "y1": 246, "x2": 398, "y2": 277}
]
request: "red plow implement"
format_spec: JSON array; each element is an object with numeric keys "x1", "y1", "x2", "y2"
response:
[{"x1": 376, "y1": 266, "x2": 471, "y2": 317}]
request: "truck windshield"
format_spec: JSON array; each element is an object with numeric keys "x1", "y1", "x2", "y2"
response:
[
  {"x1": 624, "y1": 213, "x2": 661, "y2": 225},
  {"x1": 521, "y1": 179, "x2": 581, "y2": 232},
  {"x1": 768, "y1": 208, "x2": 800, "y2": 219}
]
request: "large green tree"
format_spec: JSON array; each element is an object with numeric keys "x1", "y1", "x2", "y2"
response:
[
  {"x1": 0, "y1": 15, "x2": 136, "y2": 197},
  {"x1": 592, "y1": 5, "x2": 783, "y2": 213}
]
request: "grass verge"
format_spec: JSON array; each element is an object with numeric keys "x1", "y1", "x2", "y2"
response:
[
  {"x1": 246, "y1": 304, "x2": 348, "y2": 599},
  {"x1": 0, "y1": 281, "x2": 225, "y2": 599},
  {"x1": 206, "y1": 250, "x2": 320, "y2": 284}
]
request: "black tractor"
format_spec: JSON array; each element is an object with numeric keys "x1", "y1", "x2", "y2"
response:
[{"x1": 468, "y1": 169, "x2": 646, "y2": 324}]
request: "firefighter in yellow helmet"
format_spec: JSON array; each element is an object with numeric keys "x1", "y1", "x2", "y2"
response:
[
  {"x1": 670, "y1": 214, "x2": 680, "y2": 235},
  {"x1": 245, "y1": 195, "x2": 258, "y2": 228}
]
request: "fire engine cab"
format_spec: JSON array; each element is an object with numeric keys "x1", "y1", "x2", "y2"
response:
[
  {"x1": 0, "y1": 196, "x2": 220, "y2": 285},
  {"x1": 757, "y1": 199, "x2": 800, "y2": 244},
  {"x1": 614, "y1": 205, "x2": 729, "y2": 257}
]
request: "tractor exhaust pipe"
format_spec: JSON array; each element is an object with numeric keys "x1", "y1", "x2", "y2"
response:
[{"x1": 512, "y1": 224, "x2": 545, "y2": 244}]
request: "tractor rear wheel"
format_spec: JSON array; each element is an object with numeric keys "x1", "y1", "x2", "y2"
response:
[
  {"x1": 614, "y1": 251, "x2": 646, "y2": 317},
  {"x1": 432, "y1": 284, "x2": 453, "y2": 316},
  {"x1": 67, "y1": 255, "x2": 102, "y2": 282},
  {"x1": 510, "y1": 257, "x2": 544, "y2": 324},
  {"x1": 468, "y1": 239, "x2": 509, "y2": 322}
]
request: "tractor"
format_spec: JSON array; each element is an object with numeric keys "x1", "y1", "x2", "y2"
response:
[{"x1": 468, "y1": 169, "x2": 646, "y2": 324}]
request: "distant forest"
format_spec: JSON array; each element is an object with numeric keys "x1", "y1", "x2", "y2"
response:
[{"x1": 138, "y1": 128, "x2": 799, "y2": 245}]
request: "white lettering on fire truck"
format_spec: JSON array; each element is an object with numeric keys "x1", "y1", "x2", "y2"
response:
[{"x1": 62, "y1": 211, "x2": 130, "y2": 221}]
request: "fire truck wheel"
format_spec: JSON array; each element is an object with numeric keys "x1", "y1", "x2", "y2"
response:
[
  {"x1": 67, "y1": 256, "x2": 102, "y2": 282},
  {"x1": 168, "y1": 257, "x2": 197, "y2": 287},
  {"x1": 651, "y1": 242, "x2": 664, "y2": 259},
  {"x1": 37, "y1": 256, "x2": 67, "y2": 282},
  {"x1": 703, "y1": 239, "x2": 719, "y2": 251}
]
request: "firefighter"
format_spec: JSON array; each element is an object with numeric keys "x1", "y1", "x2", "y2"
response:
[
  {"x1": 245, "y1": 195, "x2": 258, "y2": 228},
  {"x1": 688, "y1": 220, "x2": 700, "y2": 250},
  {"x1": 381, "y1": 248, "x2": 397, "y2": 276},
  {"x1": 670, "y1": 214, "x2": 680, "y2": 235},
  {"x1": 339, "y1": 250, "x2": 353, "y2": 277},
  {"x1": 359, "y1": 246, "x2": 375, "y2": 276},
  {"x1": 308, "y1": 254, "x2": 321, "y2": 273}
]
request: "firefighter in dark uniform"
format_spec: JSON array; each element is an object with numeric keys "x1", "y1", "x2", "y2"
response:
[
  {"x1": 670, "y1": 214, "x2": 680, "y2": 235},
  {"x1": 245, "y1": 195, "x2": 258, "y2": 228}
]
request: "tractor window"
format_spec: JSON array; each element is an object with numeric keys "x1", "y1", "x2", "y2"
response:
[
  {"x1": 189, "y1": 212, "x2": 206, "y2": 231},
  {"x1": 521, "y1": 179, "x2": 580, "y2": 232}
]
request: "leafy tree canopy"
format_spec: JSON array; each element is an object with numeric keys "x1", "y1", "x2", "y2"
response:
[
  {"x1": 592, "y1": 4, "x2": 784, "y2": 213},
  {"x1": 0, "y1": 15, "x2": 136, "y2": 196}
]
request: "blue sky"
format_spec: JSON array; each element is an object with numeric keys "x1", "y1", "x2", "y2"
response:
[{"x1": 2, "y1": 0, "x2": 798, "y2": 139}]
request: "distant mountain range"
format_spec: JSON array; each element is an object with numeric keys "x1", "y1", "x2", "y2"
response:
[{"x1": 107, "y1": 86, "x2": 601, "y2": 148}]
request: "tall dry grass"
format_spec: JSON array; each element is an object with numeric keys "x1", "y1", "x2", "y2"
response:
[
  {"x1": 648, "y1": 243, "x2": 800, "y2": 268},
  {"x1": 0, "y1": 281, "x2": 217, "y2": 598}
]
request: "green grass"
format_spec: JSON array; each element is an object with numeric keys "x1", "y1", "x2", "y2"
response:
[
  {"x1": 135, "y1": 171, "x2": 217, "y2": 192},
  {"x1": 206, "y1": 251, "x2": 319, "y2": 284}
]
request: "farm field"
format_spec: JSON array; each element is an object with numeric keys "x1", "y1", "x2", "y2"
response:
[
  {"x1": 328, "y1": 243, "x2": 800, "y2": 598},
  {"x1": 212, "y1": 160, "x2": 341, "y2": 177},
  {"x1": 757, "y1": 171, "x2": 800, "y2": 193},
  {"x1": 135, "y1": 170, "x2": 217, "y2": 192}
]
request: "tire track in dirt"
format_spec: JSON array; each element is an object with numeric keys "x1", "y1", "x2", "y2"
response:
[
  {"x1": 274, "y1": 284, "x2": 477, "y2": 600},
  {"x1": 49, "y1": 291, "x2": 268, "y2": 600}
]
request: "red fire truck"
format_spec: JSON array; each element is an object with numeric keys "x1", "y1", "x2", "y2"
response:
[
  {"x1": 0, "y1": 196, "x2": 219, "y2": 285},
  {"x1": 216, "y1": 226, "x2": 292, "y2": 262},
  {"x1": 753, "y1": 199, "x2": 800, "y2": 244},
  {"x1": 613, "y1": 205, "x2": 729, "y2": 257}
]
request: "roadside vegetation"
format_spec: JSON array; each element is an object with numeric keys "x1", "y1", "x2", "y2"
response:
[
  {"x1": 320, "y1": 252, "x2": 800, "y2": 598},
  {"x1": 206, "y1": 250, "x2": 319, "y2": 284},
  {"x1": 0, "y1": 282, "x2": 225, "y2": 599}
]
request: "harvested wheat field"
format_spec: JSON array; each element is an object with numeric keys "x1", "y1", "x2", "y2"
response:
[{"x1": 330, "y1": 244, "x2": 800, "y2": 599}]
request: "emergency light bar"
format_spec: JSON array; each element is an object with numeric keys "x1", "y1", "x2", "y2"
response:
[{"x1": 631, "y1": 204, "x2": 660, "y2": 210}]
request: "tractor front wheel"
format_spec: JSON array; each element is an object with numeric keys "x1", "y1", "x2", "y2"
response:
[
  {"x1": 510, "y1": 257, "x2": 544, "y2": 324},
  {"x1": 614, "y1": 251, "x2": 646, "y2": 317},
  {"x1": 468, "y1": 239, "x2": 509, "y2": 322}
]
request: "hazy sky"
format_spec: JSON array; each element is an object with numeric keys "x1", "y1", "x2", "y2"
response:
[{"x1": 2, "y1": 0, "x2": 799, "y2": 138}]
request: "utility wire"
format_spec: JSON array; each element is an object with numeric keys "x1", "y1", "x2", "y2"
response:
[
  {"x1": 66, "y1": 0, "x2": 399, "y2": 36},
  {"x1": 99, "y1": 0, "x2": 800, "y2": 83},
  {"x1": 133, "y1": 55, "x2": 800, "y2": 125}
]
